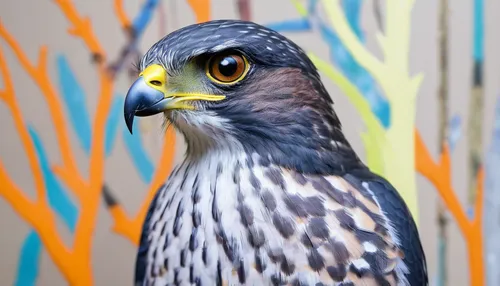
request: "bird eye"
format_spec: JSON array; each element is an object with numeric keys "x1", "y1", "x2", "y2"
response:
[{"x1": 206, "y1": 53, "x2": 248, "y2": 84}]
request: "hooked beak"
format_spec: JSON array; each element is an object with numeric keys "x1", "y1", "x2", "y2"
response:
[{"x1": 123, "y1": 64, "x2": 226, "y2": 133}]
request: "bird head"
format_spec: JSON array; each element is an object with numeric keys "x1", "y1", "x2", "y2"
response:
[{"x1": 124, "y1": 20, "x2": 363, "y2": 174}]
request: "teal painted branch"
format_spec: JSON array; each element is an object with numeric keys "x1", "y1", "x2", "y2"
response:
[{"x1": 14, "y1": 126, "x2": 79, "y2": 286}]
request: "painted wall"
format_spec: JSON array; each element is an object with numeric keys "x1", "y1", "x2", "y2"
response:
[{"x1": 0, "y1": 0, "x2": 499, "y2": 285}]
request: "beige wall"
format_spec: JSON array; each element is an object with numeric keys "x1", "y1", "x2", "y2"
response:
[{"x1": 1, "y1": 0, "x2": 499, "y2": 285}]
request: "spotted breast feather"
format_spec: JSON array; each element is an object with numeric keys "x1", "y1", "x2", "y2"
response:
[{"x1": 135, "y1": 155, "x2": 420, "y2": 286}]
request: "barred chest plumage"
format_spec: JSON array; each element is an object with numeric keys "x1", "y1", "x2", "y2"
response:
[{"x1": 141, "y1": 151, "x2": 409, "y2": 286}]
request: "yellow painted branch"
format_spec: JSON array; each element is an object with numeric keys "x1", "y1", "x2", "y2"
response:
[
  {"x1": 320, "y1": 0, "x2": 423, "y2": 223},
  {"x1": 290, "y1": 0, "x2": 307, "y2": 17},
  {"x1": 382, "y1": 0, "x2": 414, "y2": 73},
  {"x1": 374, "y1": 0, "x2": 423, "y2": 222}
]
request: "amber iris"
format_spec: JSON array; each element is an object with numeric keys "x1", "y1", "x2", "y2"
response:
[{"x1": 208, "y1": 54, "x2": 246, "y2": 83}]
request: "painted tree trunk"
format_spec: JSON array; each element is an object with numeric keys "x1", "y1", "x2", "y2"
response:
[{"x1": 436, "y1": 0, "x2": 449, "y2": 285}]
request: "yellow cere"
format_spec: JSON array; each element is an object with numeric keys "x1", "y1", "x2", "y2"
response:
[{"x1": 141, "y1": 64, "x2": 168, "y2": 94}]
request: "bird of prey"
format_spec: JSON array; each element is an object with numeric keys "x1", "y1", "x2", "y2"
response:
[{"x1": 124, "y1": 20, "x2": 428, "y2": 286}]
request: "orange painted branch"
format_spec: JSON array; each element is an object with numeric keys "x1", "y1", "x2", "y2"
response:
[
  {"x1": 52, "y1": 166, "x2": 87, "y2": 195},
  {"x1": 0, "y1": 22, "x2": 82, "y2": 197},
  {"x1": 187, "y1": 0, "x2": 211, "y2": 23},
  {"x1": 415, "y1": 128, "x2": 484, "y2": 286},
  {"x1": 0, "y1": 162, "x2": 39, "y2": 223},
  {"x1": 0, "y1": 45, "x2": 75, "y2": 281},
  {"x1": 136, "y1": 126, "x2": 176, "y2": 224},
  {"x1": 0, "y1": 45, "x2": 47, "y2": 204},
  {"x1": 54, "y1": 0, "x2": 105, "y2": 59},
  {"x1": 72, "y1": 72, "x2": 113, "y2": 262},
  {"x1": 414, "y1": 129, "x2": 469, "y2": 232},
  {"x1": 109, "y1": 205, "x2": 138, "y2": 243},
  {"x1": 114, "y1": 0, "x2": 131, "y2": 29},
  {"x1": 111, "y1": 126, "x2": 177, "y2": 245},
  {"x1": 469, "y1": 167, "x2": 484, "y2": 286},
  {"x1": 0, "y1": 161, "x2": 75, "y2": 279},
  {"x1": 53, "y1": 1, "x2": 115, "y2": 283}
]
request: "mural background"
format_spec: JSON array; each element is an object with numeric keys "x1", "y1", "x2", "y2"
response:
[{"x1": 1, "y1": 0, "x2": 499, "y2": 285}]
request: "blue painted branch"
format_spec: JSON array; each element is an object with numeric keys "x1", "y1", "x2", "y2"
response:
[
  {"x1": 56, "y1": 54, "x2": 92, "y2": 154},
  {"x1": 14, "y1": 232, "x2": 42, "y2": 286},
  {"x1": 14, "y1": 0, "x2": 163, "y2": 281},
  {"x1": 266, "y1": 19, "x2": 311, "y2": 32},
  {"x1": 14, "y1": 126, "x2": 79, "y2": 286},
  {"x1": 473, "y1": 0, "x2": 484, "y2": 62},
  {"x1": 122, "y1": 121, "x2": 154, "y2": 184},
  {"x1": 133, "y1": 0, "x2": 161, "y2": 38},
  {"x1": 105, "y1": 95, "x2": 124, "y2": 156}
]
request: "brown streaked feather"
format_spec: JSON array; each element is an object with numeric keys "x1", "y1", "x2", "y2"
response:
[{"x1": 256, "y1": 167, "x2": 404, "y2": 285}]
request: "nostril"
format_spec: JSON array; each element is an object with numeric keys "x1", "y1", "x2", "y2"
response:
[{"x1": 149, "y1": 80, "x2": 162, "y2": 86}]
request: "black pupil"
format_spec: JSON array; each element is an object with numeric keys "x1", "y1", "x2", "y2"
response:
[{"x1": 218, "y1": 56, "x2": 238, "y2": 77}]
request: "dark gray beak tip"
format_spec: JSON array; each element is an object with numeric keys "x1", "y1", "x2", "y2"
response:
[
  {"x1": 125, "y1": 112, "x2": 134, "y2": 134},
  {"x1": 123, "y1": 77, "x2": 165, "y2": 135}
]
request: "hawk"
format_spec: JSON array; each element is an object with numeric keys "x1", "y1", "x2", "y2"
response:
[{"x1": 124, "y1": 20, "x2": 428, "y2": 286}]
